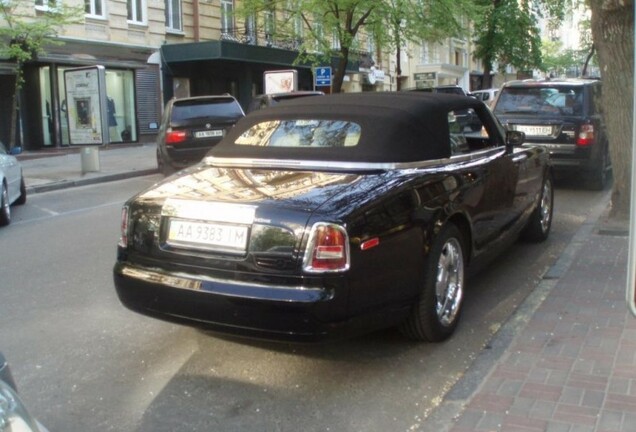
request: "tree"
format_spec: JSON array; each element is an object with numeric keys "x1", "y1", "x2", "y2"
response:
[
  {"x1": 540, "y1": 39, "x2": 582, "y2": 77},
  {"x1": 0, "y1": 0, "x2": 82, "y2": 149},
  {"x1": 382, "y1": 0, "x2": 478, "y2": 90},
  {"x1": 240, "y1": 0, "x2": 475, "y2": 93},
  {"x1": 587, "y1": 0, "x2": 634, "y2": 218},
  {"x1": 473, "y1": 0, "x2": 568, "y2": 88}
]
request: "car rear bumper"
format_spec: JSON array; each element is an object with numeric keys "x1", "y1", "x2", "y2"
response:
[
  {"x1": 113, "y1": 262, "x2": 356, "y2": 342},
  {"x1": 522, "y1": 143, "x2": 597, "y2": 172}
]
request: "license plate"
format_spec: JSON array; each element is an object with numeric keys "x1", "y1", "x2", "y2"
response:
[
  {"x1": 167, "y1": 219, "x2": 248, "y2": 252},
  {"x1": 515, "y1": 125, "x2": 553, "y2": 136},
  {"x1": 194, "y1": 129, "x2": 223, "y2": 138}
]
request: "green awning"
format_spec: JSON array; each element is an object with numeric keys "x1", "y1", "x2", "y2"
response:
[{"x1": 161, "y1": 40, "x2": 360, "y2": 73}]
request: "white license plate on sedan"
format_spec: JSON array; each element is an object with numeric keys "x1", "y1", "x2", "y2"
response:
[
  {"x1": 167, "y1": 219, "x2": 248, "y2": 252},
  {"x1": 194, "y1": 129, "x2": 223, "y2": 138},
  {"x1": 516, "y1": 125, "x2": 553, "y2": 136}
]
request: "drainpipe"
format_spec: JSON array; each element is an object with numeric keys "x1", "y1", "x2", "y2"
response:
[{"x1": 193, "y1": 0, "x2": 200, "y2": 42}]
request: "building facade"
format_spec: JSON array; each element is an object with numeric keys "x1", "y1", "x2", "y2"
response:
[{"x1": 0, "y1": 0, "x2": 163, "y2": 150}]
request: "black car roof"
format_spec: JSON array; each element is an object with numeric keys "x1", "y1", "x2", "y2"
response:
[{"x1": 211, "y1": 92, "x2": 485, "y2": 163}]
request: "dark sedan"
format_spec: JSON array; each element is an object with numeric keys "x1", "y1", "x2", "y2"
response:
[{"x1": 114, "y1": 92, "x2": 553, "y2": 343}]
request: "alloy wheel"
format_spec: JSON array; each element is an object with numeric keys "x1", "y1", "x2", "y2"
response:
[{"x1": 435, "y1": 237, "x2": 464, "y2": 327}]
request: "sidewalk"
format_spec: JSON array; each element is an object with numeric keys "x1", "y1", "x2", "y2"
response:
[
  {"x1": 425, "y1": 196, "x2": 635, "y2": 431},
  {"x1": 18, "y1": 143, "x2": 158, "y2": 194},
  {"x1": 16, "y1": 146, "x2": 636, "y2": 431}
]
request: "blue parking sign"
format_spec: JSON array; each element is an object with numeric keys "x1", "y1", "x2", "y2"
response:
[{"x1": 315, "y1": 67, "x2": 332, "y2": 87}]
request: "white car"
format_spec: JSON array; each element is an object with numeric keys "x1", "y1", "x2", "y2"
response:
[
  {"x1": 471, "y1": 88, "x2": 499, "y2": 107},
  {"x1": 0, "y1": 142, "x2": 26, "y2": 226}
]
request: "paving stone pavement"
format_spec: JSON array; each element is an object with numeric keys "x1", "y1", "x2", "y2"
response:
[{"x1": 431, "y1": 214, "x2": 636, "y2": 432}]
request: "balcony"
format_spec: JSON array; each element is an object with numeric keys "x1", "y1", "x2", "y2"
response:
[{"x1": 220, "y1": 27, "x2": 304, "y2": 51}]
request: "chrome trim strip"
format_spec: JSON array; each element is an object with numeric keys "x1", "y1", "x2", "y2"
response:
[
  {"x1": 204, "y1": 147, "x2": 505, "y2": 172},
  {"x1": 161, "y1": 198, "x2": 256, "y2": 224},
  {"x1": 119, "y1": 264, "x2": 332, "y2": 302}
]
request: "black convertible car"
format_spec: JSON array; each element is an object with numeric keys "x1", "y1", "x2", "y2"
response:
[{"x1": 114, "y1": 92, "x2": 553, "y2": 342}]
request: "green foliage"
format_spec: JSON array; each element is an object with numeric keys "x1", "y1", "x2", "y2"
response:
[
  {"x1": 238, "y1": 0, "x2": 479, "y2": 91},
  {"x1": 473, "y1": 0, "x2": 570, "y2": 81},
  {"x1": 0, "y1": 0, "x2": 83, "y2": 88}
]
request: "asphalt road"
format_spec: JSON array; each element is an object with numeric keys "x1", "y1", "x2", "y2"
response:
[{"x1": 0, "y1": 175, "x2": 609, "y2": 432}]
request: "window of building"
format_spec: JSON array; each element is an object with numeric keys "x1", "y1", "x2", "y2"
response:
[
  {"x1": 313, "y1": 14, "x2": 324, "y2": 52},
  {"x1": 264, "y1": 2, "x2": 275, "y2": 37},
  {"x1": 35, "y1": 0, "x2": 58, "y2": 11},
  {"x1": 165, "y1": 0, "x2": 182, "y2": 31},
  {"x1": 331, "y1": 28, "x2": 340, "y2": 50},
  {"x1": 221, "y1": 0, "x2": 234, "y2": 34},
  {"x1": 105, "y1": 69, "x2": 138, "y2": 143},
  {"x1": 127, "y1": 0, "x2": 145, "y2": 24},
  {"x1": 244, "y1": 14, "x2": 256, "y2": 44},
  {"x1": 85, "y1": 0, "x2": 104, "y2": 18}
]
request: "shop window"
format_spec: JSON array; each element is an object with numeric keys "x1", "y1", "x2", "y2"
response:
[
  {"x1": 127, "y1": 0, "x2": 145, "y2": 24},
  {"x1": 38, "y1": 67, "x2": 54, "y2": 147},
  {"x1": 165, "y1": 0, "x2": 182, "y2": 32},
  {"x1": 85, "y1": 0, "x2": 104, "y2": 18},
  {"x1": 105, "y1": 70, "x2": 137, "y2": 143}
]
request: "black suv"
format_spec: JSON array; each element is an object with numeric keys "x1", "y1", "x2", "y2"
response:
[
  {"x1": 493, "y1": 79, "x2": 610, "y2": 189},
  {"x1": 156, "y1": 95, "x2": 245, "y2": 176}
]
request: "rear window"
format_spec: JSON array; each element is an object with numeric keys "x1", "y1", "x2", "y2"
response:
[
  {"x1": 234, "y1": 120, "x2": 362, "y2": 148},
  {"x1": 436, "y1": 87, "x2": 465, "y2": 95},
  {"x1": 494, "y1": 86, "x2": 584, "y2": 116},
  {"x1": 171, "y1": 99, "x2": 243, "y2": 121}
]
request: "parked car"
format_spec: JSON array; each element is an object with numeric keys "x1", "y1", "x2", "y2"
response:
[
  {"x1": 470, "y1": 88, "x2": 499, "y2": 107},
  {"x1": 0, "y1": 142, "x2": 26, "y2": 226},
  {"x1": 114, "y1": 92, "x2": 552, "y2": 343},
  {"x1": 156, "y1": 95, "x2": 245, "y2": 176},
  {"x1": 492, "y1": 78, "x2": 610, "y2": 189},
  {"x1": 0, "y1": 352, "x2": 48, "y2": 432},
  {"x1": 247, "y1": 91, "x2": 324, "y2": 113}
]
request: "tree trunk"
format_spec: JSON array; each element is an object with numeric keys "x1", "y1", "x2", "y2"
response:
[
  {"x1": 589, "y1": 0, "x2": 634, "y2": 218},
  {"x1": 581, "y1": 44, "x2": 595, "y2": 77},
  {"x1": 332, "y1": 48, "x2": 350, "y2": 93},
  {"x1": 395, "y1": 43, "x2": 402, "y2": 91},
  {"x1": 8, "y1": 61, "x2": 21, "y2": 150},
  {"x1": 482, "y1": 61, "x2": 493, "y2": 89}
]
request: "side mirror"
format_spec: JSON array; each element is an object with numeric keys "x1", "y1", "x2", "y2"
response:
[
  {"x1": 9, "y1": 146, "x2": 23, "y2": 156},
  {"x1": 506, "y1": 130, "x2": 525, "y2": 147}
]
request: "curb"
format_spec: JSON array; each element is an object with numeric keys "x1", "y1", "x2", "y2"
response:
[
  {"x1": 25, "y1": 168, "x2": 159, "y2": 194},
  {"x1": 420, "y1": 189, "x2": 613, "y2": 432}
]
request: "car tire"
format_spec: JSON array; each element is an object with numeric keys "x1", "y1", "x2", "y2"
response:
[
  {"x1": 0, "y1": 183, "x2": 10, "y2": 226},
  {"x1": 15, "y1": 176, "x2": 26, "y2": 205},
  {"x1": 400, "y1": 223, "x2": 465, "y2": 342},
  {"x1": 522, "y1": 173, "x2": 553, "y2": 242}
]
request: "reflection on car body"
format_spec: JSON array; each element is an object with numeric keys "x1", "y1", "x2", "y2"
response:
[
  {"x1": 114, "y1": 92, "x2": 553, "y2": 343},
  {"x1": 0, "y1": 352, "x2": 48, "y2": 432}
]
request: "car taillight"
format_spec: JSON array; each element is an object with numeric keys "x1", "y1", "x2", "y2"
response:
[
  {"x1": 165, "y1": 130, "x2": 187, "y2": 144},
  {"x1": 303, "y1": 223, "x2": 350, "y2": 273},
  {"x1": 577, "y1": 124, "x2": 595, "y2": 146},
  {"x1": 118, "y1": 206, "x2": 129, "y2": 248}
]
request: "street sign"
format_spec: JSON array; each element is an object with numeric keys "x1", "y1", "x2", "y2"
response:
[{"x1": 315, "y1": 67, "x2": 332, "y2": 87}]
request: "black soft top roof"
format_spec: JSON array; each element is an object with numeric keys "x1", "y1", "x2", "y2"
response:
[{"x1": 211, "y1": 92, "x2": 484, "y2": 163}]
